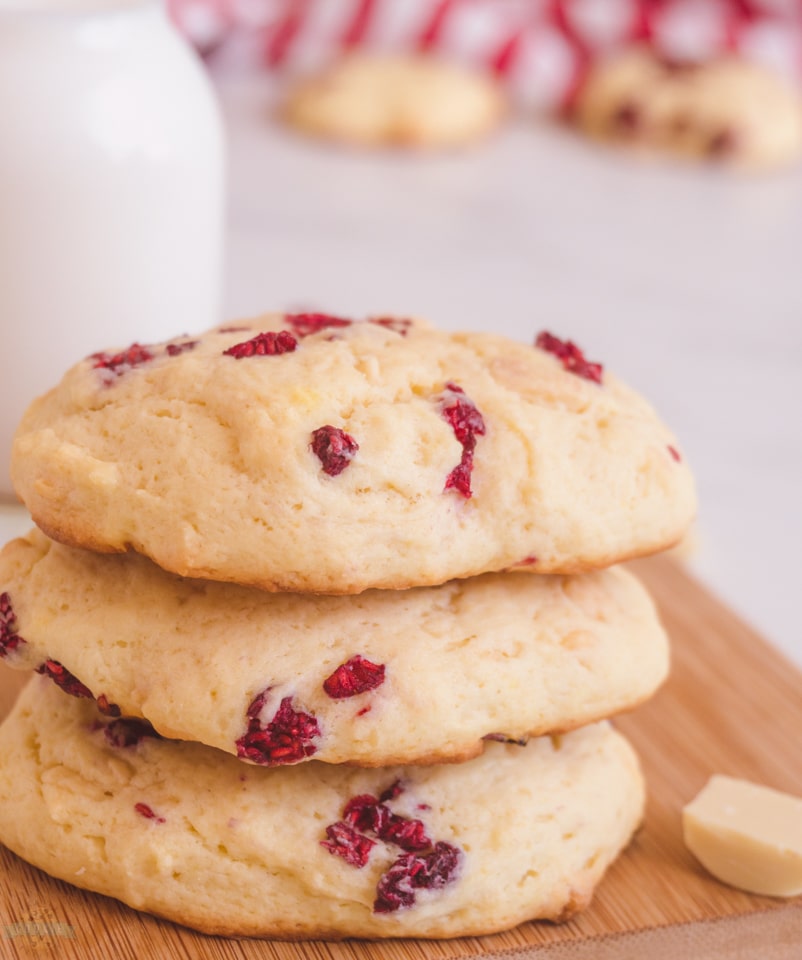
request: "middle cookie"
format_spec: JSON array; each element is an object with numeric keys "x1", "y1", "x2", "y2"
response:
[{"x1": 0, "y1": 529, "x2": 668, "y2": 767}]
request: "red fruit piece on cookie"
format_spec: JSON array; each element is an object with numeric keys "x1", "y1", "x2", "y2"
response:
[
  {"x1": 438, "y1": 382, "x2": 486, "y2": 499},
  {"x1": 311, "y1": 425, "x2": 359, "y2": 476},
  {"x1": 286, "y1": 313, "x2": 352, "y2": 337},
  {"x1": 535, "y1": 331, "x2": 603, "y2": 384},
  {"x1": 236, "y1": 692, "x2": 321, "y2": 766},
  {"x1": 0, "y1": 593, "x2": 25, "y2": 659},
  {"x1": 36, "y1": 660, "x2": 93, "y2": 699},
  {"x1": 321, "y1": 821, "x2": 376, "y2": 868},
  {"x1": 323, "y1": 655, "x2": 385, "y2": 699},
  {"x1": 223, "y1": 331, "x2": 298, "y2": 358},
  {"x1": 91, "y1": 342, "x2": 154, "y2": 377}
]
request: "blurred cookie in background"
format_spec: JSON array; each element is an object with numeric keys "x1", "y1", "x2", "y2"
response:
[
  {"x1": 573, "y1": 48, "x2": 802, "y2": 171},
  {"x1": 283, "y1": 54, "x2": 505, "y2": 149}
]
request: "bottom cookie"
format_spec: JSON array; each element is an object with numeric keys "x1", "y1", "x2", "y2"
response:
[{"x1": 0, "y1": 679, "x2": 644, "y2": 939}]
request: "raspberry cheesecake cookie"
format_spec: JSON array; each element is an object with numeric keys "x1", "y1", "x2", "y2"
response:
[
  {"x1": 574, "y1": 48, "x2": 802, "y2": 171},
  {"x1": 0, "y1": 679, "x2": 644, "y2": 939},
  {"x1": 284, "y1": 54, "x2": 504, "y2": 149},
  {"x1": 0, "y1": 528, "x2": 668, "y2": 767},
  {"x1": 11, "y1": 314, "x2": 695, "y2": 593}
]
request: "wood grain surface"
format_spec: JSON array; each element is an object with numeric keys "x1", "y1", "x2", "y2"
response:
[{"x1": 0, "y1": 555, "x2": 800, "y2": 959}]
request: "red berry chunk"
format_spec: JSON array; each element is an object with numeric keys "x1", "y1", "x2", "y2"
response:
[
  {"x1": 311, "y1": 425, "x2": 359, "y2": 477},
  {"x1": 96, "y1": 694, "x2": 121, "y2": 718},
  {"x1": 223, "y1": 330, "x2": 298, "y2": 358},
  {"x1": 322, "y1": 782, "x2": 462, "y2": 913},
  {"x1": 36, "y1": 660, "x2": 93, "y2": 699},
  {"x1": 535, "y1": 331, "x2": 603, "y2": 384},
  {"x1": 374, "y1": 843, "x2": 462, "y2": 913},
  {"x1": 379, "y1": 780, "x2": 404, "y2": 803},
  {"x1": 134, "y1": 802, "x2": 165, "y2": 824},
  {"x1": 323, "y1": 656, "x2": 385, "y2": 699},
  {"x1": 0, "y1": 593, "x2": 25, "y2": 659},
  {"x1": 668, "y1": 445, "x2": 682, "y2": 463},
  {"x1": 286, "y1": 313, "x2": 352, "y2": 338},
  {"x1": 91, "y1": 342, "x2": 154, "y2": 376},
  {"x1": 104, "y1": 717, "x2": 161, "y2": 748},
  {"x1": 321, "y1": 821, "x2": 376, "y2": 868},
  {"x1": 166, "y1": 339, "x2": 199, "y2": 357},
  {"x1": 439, "y1": 382, "x2": 486, "y2": 499},
  {"x1": 236, "y1": 693, "x2": 320, "y2": 766},
  {"x1": 369, "y1": 317, "x2": 412, "y2": 336},
  {"x1": 343, "y1": 793, "x2": 431, "y2": 853}
]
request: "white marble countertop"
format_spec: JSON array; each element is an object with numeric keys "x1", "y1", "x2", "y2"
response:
[{"x1": 2, "y1": 73, "x2": 800, "y2": 671}]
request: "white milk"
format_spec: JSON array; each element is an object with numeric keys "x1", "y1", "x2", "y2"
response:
[{"x1": 0, "y1": 0, "x2": 225, "y2": 494}]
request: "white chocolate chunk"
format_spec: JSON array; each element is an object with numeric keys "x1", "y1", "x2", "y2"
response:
[{"x1": 683, "y1": 775, "x2": 802, "y2": 897}]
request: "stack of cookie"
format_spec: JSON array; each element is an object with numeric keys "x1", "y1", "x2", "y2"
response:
[{"x1": 0, "y1": 314, "x2": 695, "y2": 939}]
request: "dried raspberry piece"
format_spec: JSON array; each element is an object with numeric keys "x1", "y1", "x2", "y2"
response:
[
  {"x1": 444, "y1": 459, "x2": 474, "y2": 499},
  {"x1": 36, "y1": 660, "x2": 93, "y2": 699},
  {"x1": 323, "y1": 655, "x2": 385, "y2": 699},
  {"x1": 91, "y1": 342, "x2": 154, "y2": 377},
  {"x1": 369, "y1": 317, "x2": 412, "y2": 336},
  {"x1": 223, "y1": 330, "x2": 298, "y2": 358},
  {"x1": 236, "y1": 693, "x2": 320, "y2": 766},
  {"x1": 343, "y1": 792, "x2": 431, "y2": 852},
  {"x1": 374, "y1": 842, "x2": 462, "y2": 913},
  {"x1": 0, "y1": 592, "x2": 25, "y2": 659},
  {"x1": 535, "y1": 331, "x2": 603, "y2": 384},
  {"x1": 518, "y1": 556, "x2": 538, "y2": 566},
  {"x1": 134, "y1": 802, "x2": 165, "y2": 824},
  {"x1": 166, "y1": 339, "x2": 199, "y2": 357},
  {"x1": 321, "y1": 821, "x2": 376, "y2": 868},
  {"x1": 286, "y1": 313, "x2": 352, "y2": 338},
  {"x1": 246, "y1": 687, "x2": 271, "y2": 721},
  {"x1": 379, "y1": 780, "x2": 404, "y2": 804},
  {"x1": 438, "y1": 382, "x2": 486, "y2": 499},
  {"x1": 373, "y1": 859, "x2": 416, "y2": 913},
  {"x1": 343, "y1": 794, "x2": 381, "y2": 832},
  {"x1": 311, "y1": 425, "x2": 359, "y2": 477},
  {"x1": 104, "y1": 717, "x2": 160, "y2": 748},
  {"x1": 96, "y1": 694, "x2": 121, "y2": 718},
  {"x1": 668, "y1": 445, "x2": 682, "y2": 463},
  {"x1": 380, "y1": 815, "x2": 432, "y2": 852}
]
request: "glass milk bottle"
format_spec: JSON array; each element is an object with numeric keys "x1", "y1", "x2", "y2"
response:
[{"x1": 0, "y1": 0, "x2": 225, "y2": 494}]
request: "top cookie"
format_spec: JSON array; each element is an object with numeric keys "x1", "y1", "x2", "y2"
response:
[
  {"x1": 574, "y1": 48, "x2": 802, "y2": 171},
  {"x1": 284, "y1": 54, "x2": 504, "y2": 149},
  {"x1": 11, "y1": 313, "x2": 695, "y2": 593}
]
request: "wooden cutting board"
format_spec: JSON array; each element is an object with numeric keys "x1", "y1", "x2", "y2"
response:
[{"x1": 1, "y1": 555, "x2": 800, "y2": 959}]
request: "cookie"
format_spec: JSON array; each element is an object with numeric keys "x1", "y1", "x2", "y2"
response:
[
  {"x1": 574, "y1": 48, "x2": 802, "y2": 170},
  {"x1": 0, "y1": 528, "x2": 668, "y2": 767},
  {"x1": 11, "y1": 314, "x2": 696, "y2": 593},
  {"x1": 0, "y1": 678, "x2": 644, "y2": 939},
  {"x1": 283, "y1": 54, "x2": 504, "y2": 149}
]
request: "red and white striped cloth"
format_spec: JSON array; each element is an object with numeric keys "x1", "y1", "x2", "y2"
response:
[{"x1": 167, "y1": 0, "x2": 802, "y2": 109}]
